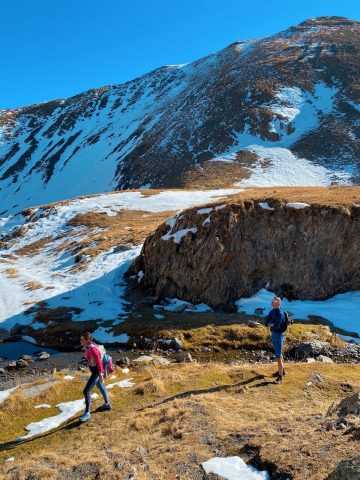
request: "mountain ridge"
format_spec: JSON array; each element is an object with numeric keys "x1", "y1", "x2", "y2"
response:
[{"x1": 1, "y1": 15, "x2": 359, "y2": 215}]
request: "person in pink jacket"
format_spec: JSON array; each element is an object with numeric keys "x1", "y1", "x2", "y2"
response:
[{"x1": 79, "y1": 332, "x2": 111, "y2": 422}]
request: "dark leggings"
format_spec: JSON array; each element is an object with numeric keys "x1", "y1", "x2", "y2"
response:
[{"x1": 83, "y1": 366, "x2": 110, "y2": 412}]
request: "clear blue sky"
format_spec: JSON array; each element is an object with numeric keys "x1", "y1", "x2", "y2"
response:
[{"x1": 1, "y1": 0, "x2": 359, "y2": 109}]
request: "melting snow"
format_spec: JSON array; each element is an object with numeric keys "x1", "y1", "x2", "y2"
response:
[
  {"x1": 258, "y1": 202, "x2": 274, "y2": 211},
  {"x1": 0, "y1": 386, "x2": 18, "y2": 405},
  {"x1": 162, "y1": 227, "x2": 198, "y2": 243},
  {"x1": 16, "y1": 378, "x2": 134, "y2": 441},
  {"x1": 154, "y1": 298, "x2": 212, "y2": 313},
  {"x1": 286, "y1": 202, "x2": 310, "y2": 209},
  {"x1": 236, "y1": 289, "x2": 360, "y2": 337},
  {"x1": 202, "y1": 456, "x2": 269, "y2": 480},
  {"x1": 34, "y1": 404, "x2": 51, "y2": 409}
]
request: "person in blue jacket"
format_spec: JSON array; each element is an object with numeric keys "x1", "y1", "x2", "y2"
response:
[{"x1": 265, "y1": 296, "x2": 286, "y2": 383}]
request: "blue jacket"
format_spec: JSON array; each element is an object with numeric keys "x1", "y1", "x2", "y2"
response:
[{"x1": 265, "y1": 308, "x2": 285, "y2": 333}]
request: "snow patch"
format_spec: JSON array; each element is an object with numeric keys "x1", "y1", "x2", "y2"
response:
[
  {"x1": 259, "y1": 202, "x2": 274, "y2": 211},
  {"x1": 202, "y1": 456, "x2": 269, "y2": 480},
  {"x1": 236, "y1": 289, "x2": 360, "y2": 337},
  {"x1": 286, "y1": 202, "x2": 310, "y2": 209}
]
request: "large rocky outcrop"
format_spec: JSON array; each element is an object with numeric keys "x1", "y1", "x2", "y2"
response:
[{"x1": 129, "y1": 192, "x2": 360, "y2": 309}]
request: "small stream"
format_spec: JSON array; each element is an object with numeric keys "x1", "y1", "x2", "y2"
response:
[{"x1": 0, "y1": 341, "x2": 59, "y2": 361}]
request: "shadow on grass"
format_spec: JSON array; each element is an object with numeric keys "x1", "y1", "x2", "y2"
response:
[
  {"x1": 137, "y1": 374, "x2": 269, "y2": 411},
  {"x1": 0, "y1": 411, "x2": 104, "y2": 452}
]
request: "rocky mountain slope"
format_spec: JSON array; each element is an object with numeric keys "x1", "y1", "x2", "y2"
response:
[
  {"x1": 130, "y1": 186, "x2": 360, "y2": 307},
  {"x1": 0, "y1": 16, "x2": 359, "y2": 215}
]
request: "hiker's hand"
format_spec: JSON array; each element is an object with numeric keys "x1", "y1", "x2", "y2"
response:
[{"x1": 99, "y1": 374, "x2": 104, "y2": 383}]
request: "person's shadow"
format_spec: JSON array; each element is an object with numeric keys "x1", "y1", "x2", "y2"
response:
[{"x1": 0, "y1": 413, "x2": 104, "y2": 452}]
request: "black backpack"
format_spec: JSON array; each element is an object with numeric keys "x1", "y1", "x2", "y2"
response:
[{"x1": 278, "y1": 311, "x2": 293, "y2": 333}]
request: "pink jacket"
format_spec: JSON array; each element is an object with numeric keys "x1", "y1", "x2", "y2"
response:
[{"x1": 84, "y1": 344, "x2": 104, "y2": 375}]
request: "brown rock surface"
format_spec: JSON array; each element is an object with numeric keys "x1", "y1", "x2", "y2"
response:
[{"x1": 129, "y1": 187, "x2": 360, "y2": 309}]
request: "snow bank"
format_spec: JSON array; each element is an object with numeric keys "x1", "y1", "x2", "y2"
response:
[{"x1": 236, "y1": 289, "x2": 360, "y2": 337}]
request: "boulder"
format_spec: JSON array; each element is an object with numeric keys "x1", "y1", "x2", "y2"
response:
[
  {"x1": 337, "y1": 393, "x2": 360, "y2": 417},
  {"x1": 327, "y1": 456, "x2": 360, "y2": 479},
  {"x1": 293, "y1": 341, "x2": 330, "y2": 359},
  {"x1": 170, "y1": 338, "x2": 183, "y2": 351},
  {"x1": 6, "y1": 361, "x2": 17, "y2": 370}
]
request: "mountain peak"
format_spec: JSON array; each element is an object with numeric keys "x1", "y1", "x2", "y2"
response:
[{"x1": 297, "y1": 16, "x2": 359, "y2": 28}]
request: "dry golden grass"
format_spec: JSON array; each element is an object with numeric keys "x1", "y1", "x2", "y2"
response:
[
  {"x1": 1, "y1": 362, "x2": 360, "y2": 479},
  {"x1": 24, "y1": 281, "x2": 43, "y2": 291},
  {"x1": 225, "y1": 185, "x2": 360, "y2": 209},
  {"x1": 4, "y1": 267, "x2": 19, "y2": 278},
  {"x1": 14, "y1": 237, "x2": 52, "y2": 256},
  {"x1": 181, "y1": 159, "x2": 251, "y2": 189},
  {"x1": 60, "y1": 209, "x2": 175, "y2": 271}
]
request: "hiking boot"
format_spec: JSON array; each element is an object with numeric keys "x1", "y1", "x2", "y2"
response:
[
  {"x1": 80, "y1": 412, "x2": 91, "y2": 422},
  {"x1": 272, "y1": 369, "x2": 286, "y2": 377},
  {"x1": 97, "y1": 403, "x2": 112, "y2": 412},
  {"x1": 274, "y1": 375, "x2": 283, "y2": 384}
]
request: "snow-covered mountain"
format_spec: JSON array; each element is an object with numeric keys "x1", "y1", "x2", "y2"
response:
[{"x1": 1, "y1": 16, "x2": 359, "y2": 215}]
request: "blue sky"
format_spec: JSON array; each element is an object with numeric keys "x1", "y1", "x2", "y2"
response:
[{"x1": 0, "y1": 0, "x2": 359, "y2": 109}]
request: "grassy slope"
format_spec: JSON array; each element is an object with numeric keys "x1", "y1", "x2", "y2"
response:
[{"x1": 1, "y1": 361, "x2": 359, "y2": 479}]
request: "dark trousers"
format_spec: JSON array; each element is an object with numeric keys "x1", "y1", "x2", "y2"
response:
[{"x1": 83, "y1": 366, "x2": 110, "y2": 412}]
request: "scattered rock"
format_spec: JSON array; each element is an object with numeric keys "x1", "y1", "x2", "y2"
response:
[
  {"x1": 327, "y1": 455, "x2": 360, "y2": 479},
  {"x1": 0, "y1": 368, "x2": 5, "y2": 374},
  {"x1": 37, "y1": 352, "x2": 50, "y2": 361},
  {"x1": 6, "y1": 361, "x2": 17, "y2": 370},
  {"x1": 16, "y1": 359, "x2": 29, "y2": 369},
  {"x1": 317, "y1": 355, "x2": 334, "y2": 363},
  {"x1": 152, "y1": 357, "x2": 171, "y2": 366},
  {"x1": 132, "y1": 355, "x2": 155, "y2": 365},
  {"x1": 20, "y1": 355, "x2": 33, "y2": 362},
  {"x1": 175, "y1": 353, "x2": 193, "y2": 363},
  {"x1": 137, "y1": 446, "x2": 148, "y2": 457},
  {"x1": 116, "y1": 357, "x2": 131, "y2": 367},
  {"x1": 247, "y1": 320, "x2": 262, "y2": 328}
]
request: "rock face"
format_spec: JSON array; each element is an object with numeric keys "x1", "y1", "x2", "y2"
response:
[
  {"x1": 0, "y1": 16, "x2": 360, "y2": 214},
  {"x1": 328, "y1": 456, "x2": 360, "y2": 479},
  {"x1": 129, "y1": 196, "x2": 360, "y2": 308}
]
